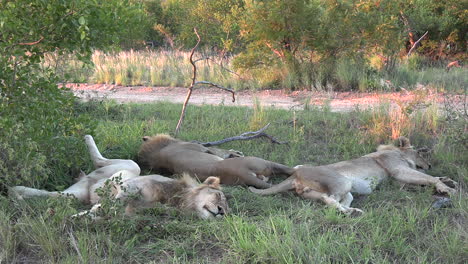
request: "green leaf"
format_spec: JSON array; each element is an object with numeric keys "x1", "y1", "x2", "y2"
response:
[{"x1": 78, "y1": 16, "x2": 86, "y2": 25}]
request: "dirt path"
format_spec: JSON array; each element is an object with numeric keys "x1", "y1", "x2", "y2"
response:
[{"x1": 66, "y1": 83, "x2": 464, "y2": 112}]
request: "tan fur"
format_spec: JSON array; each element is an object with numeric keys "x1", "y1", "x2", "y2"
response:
[
  {"x1": 250, "y1": 137, "x2": 457, "y2": 215},
  {"x1": 9, "y1": 135, "x2": 228, "y2": 219},
  {"x1": 116, "y1": 174, "x2": 228, "y2": 219},
  {"x1": 138, "y1": 134, "x2": 294, "y2": 188}
]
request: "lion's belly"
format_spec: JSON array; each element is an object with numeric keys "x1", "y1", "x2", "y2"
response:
[{"x1": 326, "y1": 157, "x2": 388, "y2": 195}]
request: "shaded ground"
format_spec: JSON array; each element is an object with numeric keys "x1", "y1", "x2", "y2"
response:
[{"x1": 66, "y1": 83, "x2": 465, "y2": 112}]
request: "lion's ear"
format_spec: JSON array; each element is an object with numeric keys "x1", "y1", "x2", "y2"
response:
[
  {"x1": 142, "y1": 136, "x2": 151, "y2": 141},
  {"x1": 203, "y1": 177, "x2": 221, "y2": 189},
  {"x1": 395, "y1": 136, "x2": 411, "y2": 149}
]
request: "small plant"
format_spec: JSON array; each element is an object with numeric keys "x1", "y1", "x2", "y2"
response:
[{"x1": 91, "y1": 174, "x2": 128, "y2": 219}]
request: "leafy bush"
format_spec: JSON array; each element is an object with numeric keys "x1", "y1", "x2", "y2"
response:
[
  {"x1": 0, "y1": 0, "x2": 145, "y2": 192},
  {"x1": 0, "y1": 63, "x2": 97, "y2": 191}
]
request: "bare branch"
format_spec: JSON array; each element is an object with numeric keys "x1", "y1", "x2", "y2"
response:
[
  {"x1": 407, "y1": 31, "x2": 428, "y2": 58},
  {"x1": 193, "y1": 56, "x2": 210, "y2": 63},
  {"x1": 175, "y1": 28, "x2": 238, "y2": 135},
  {"x1": 194, "y1": 56, "x2": 243, "y2": 78},
  {"x1": 174, "y1": 28, "x2": 201, "y2": 136},
  {"x1": 196, "y1": 123, "x2": 288, "y2": 146},
  {"x1": 194, "y1": 81, "x2": 235, "y2": 102},
  {"x1": 17, "y1": 36, "x2": 44, "y2": 46},
  {"x1": 265, "y1": 41, "x2": 285, "y2": 60}
]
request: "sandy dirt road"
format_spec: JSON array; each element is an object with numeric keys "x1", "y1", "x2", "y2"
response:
[{"x1": 66, "y1": 83, "x2": 464, "y2": 112}]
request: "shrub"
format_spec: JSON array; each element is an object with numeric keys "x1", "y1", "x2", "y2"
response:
[{"x1": 0, "y1": 64, "x2": 97, "y2": 191}]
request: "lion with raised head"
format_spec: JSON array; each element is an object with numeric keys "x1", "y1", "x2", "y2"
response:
[
  {"x1": 138, "y1": 134, "x2": 295, "y2": 188},
  {"x1": 10, "y1": 135, "x2": 228, "y2": 219},
  {"x1": 250, "y1": 137, "x2": 458, "y2": 215}
]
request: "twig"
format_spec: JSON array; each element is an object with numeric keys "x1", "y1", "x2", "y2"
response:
[
  {"x1": 193, "y1": 56, "x2": 242, "y2": 78},
  {"x1": 196, "y1": 123, "x2": 288, "y2": 146},
  {"x1": 17, "y1": 36, "x2": 44, "y2": 46},
  {"x1": 407, "y1": 31, "x2": 428, "y2": 58},
  {"x1": 194, "y1": 81, "x2": 235, "y2": 102}
]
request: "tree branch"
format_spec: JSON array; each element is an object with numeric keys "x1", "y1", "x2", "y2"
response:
[
  {"x1": 195, "y1": 123, "x2": 288, "y2": 146},
  {"x1": 174, "y1": 29, "x2": 237, "y2": 136},
  {"x1": 194, "y1": 81, "x2": 235, "y2": 102},
  {"x1": 193, "y1": 56, "x2": 243, "y2": 79},
  {"x1": 17, "y1": 36, "x2": 44, "y2": 46},
  {"x1": 407, "y1": 31, "x2": 428, "y2": 58},
  {"x1": 175, "y1": 28, "x2": 201, "y2": 136}
]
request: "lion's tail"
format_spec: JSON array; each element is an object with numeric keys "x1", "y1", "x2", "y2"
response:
[
  {"x1": 248, "y1": 175, "x2": 295, "y2": 195},
  {"x1": 270, "y1": 162, "x2": 295, "y2": 177}
]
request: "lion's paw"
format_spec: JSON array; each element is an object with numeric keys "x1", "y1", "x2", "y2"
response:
[
  {"x1": 345, "y1": 208, "x2": 364, "y2": 217},
  {"x1": 435, "y1": 183, "x2": 456, "y2": 196},
  {"x1": 437, "y1": 177, "x2": 458, "y2": 189}
]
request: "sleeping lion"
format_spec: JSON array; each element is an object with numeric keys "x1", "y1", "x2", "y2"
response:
[
  {"x1": 138, "y1": 134, "x2": 295, "y2": 188},
  {"x1": 9, "y1": 135, "x2": 228, "y2": 219},
  {"x1": 250, "y1": 137, "x2": 458, "y2": 215}
]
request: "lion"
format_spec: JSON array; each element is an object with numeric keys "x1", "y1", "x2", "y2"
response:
[
  {"x1": 9, "y1": 135, "x2": 228, "y2": 219},
  {"x1": 138, "y1": 134, "x2": 295, "y2": 188},
  {"x1": 249, "y1": 137, "x2": 458, "y2": 215}
]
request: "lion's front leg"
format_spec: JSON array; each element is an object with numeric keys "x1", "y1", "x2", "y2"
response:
[
  {"x1": 71, "y1": 203, "x2": 103, "y2": 220},
  {"x1": 390, "y1": 167, "x2": 456, "y2": 195}
]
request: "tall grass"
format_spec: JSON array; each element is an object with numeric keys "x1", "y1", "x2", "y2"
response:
[
  {"x1": 44, "y1": 50, "x2": 467, "y2": 92},
  {"x1": 45, "y1": 50, "x2": 254, "y2": 90},
  {"x1": 2, "y1": 98, "x2": 466, "y2": 263}
]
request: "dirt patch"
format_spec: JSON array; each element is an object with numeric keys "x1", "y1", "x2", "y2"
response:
[{"x1": 65, "y1": 83, "x2": 465, "y2": 112}]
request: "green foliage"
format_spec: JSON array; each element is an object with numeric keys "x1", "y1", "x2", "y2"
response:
[
  {"x1": 0, "y1": 0, "x2": 145, "y2": 190},
  {"x1": 0, "y1": 63, "x2": 96, "y2": 190}
]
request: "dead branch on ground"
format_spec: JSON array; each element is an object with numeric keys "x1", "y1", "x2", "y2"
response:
[
  {"x1": 193, "y1": 123, "x2": 288, "y2": 146},
  {"x1": 174, "y1": 28, "x2": 236, "y2": 136}
]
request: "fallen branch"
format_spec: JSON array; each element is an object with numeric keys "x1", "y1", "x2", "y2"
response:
[
  {"x1": 407, "y1": 31, "x2": 428, "y2": 58},
  {"x1": 195, "y1": 123, "x2": 288, "y2": 146}
]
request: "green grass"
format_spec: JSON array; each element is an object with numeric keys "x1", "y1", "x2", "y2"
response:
[{"x1": 1, "y1": 100, "x2": 466, "y2": 263}]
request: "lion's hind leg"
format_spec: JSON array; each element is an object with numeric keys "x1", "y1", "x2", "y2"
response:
[
  {"x1": 295, "y1": 180, "x2": 363, "y2": 216},
  {"x1": 85, "y1": 135, "x2": 131, "y2": 169}
]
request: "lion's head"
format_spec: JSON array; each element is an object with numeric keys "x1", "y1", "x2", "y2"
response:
[
  {"x1": 180, "y1": 176, "x2": 229, "y2": 219},
  {"x1": 379, "y1": 136, "x2": 432, "y2": 170}
]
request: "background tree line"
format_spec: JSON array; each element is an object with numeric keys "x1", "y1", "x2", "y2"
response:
[
  {"x1": 133, "y1": 0, "x2": 465, "y2": 90},
  {"x1": 142, "y1": 0, "x2": 465, "y2": 62}
]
